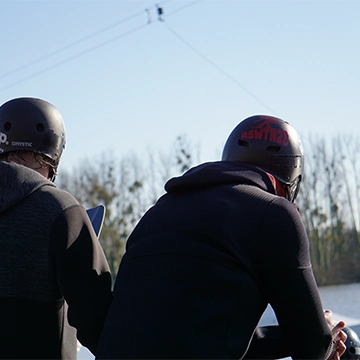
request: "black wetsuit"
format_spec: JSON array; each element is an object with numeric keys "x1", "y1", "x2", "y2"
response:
[
  {"x1": 96, "y1": 161, "x2": 332, "y2": 359},
  {"x1": 0, "y1": 161, "x2": 112, "y2": 359}
]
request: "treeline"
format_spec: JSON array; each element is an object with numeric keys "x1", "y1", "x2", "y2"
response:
[
  {"x1": 58, "y1": 136, "x2": 195, "y2": 283},
  {"x1": 58, "y1": 134, "x2": 360, "y2": 287},
  {"x1": 297, "y1": 134, "x2": 360, "y2": 286}
]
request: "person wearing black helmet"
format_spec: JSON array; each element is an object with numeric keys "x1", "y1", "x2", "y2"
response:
[
  {"x1": 0, "y1": 97, "x2": 113, "y2": 359},
  {"x1": 96, "y1": 115, "x2": 345, "y2": 360}
]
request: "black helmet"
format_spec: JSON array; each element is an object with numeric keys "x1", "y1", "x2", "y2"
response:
[
  {"x1": 221, "y1": 115, "x2": 304, "y2": 202},
  {"x1": 341, "y1": 327, "x2": 360, "y2": 360},
  {"x1": 0, "y1": 97, "x2": 66, "y2": 176}
]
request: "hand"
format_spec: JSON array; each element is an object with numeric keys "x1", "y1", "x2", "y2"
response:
[{"x1": 324, "y1": 309, "x2": 347, "y2": 360}]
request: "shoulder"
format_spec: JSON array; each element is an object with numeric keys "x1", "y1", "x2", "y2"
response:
[
  {"x1": 260, "y1": 196, "x2": 305, "y2": 240},
  {"x1": 260, "y1": 197, "x2": 310, "y2": 267},
  {"x1": 40, "y1": 181, "x2": 74, "y2": 198},
  {"x1": 37, "y1": 184, "x2": 80, "y2": 208},
  {"x1": 265, "y1": 196, "x2": 302, "y2": 226}
]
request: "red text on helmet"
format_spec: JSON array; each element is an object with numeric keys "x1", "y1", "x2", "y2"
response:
[{"x1": 240, "y1": 124, "x2": 289, "y2": 146}]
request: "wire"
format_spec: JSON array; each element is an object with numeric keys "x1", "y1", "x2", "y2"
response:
[
  {"x1": 0, "y1": 12, "x2": 142, "y2": 81},
  {"x1": 1, "y1": 0, "x2": 277, "y2": 115},
  {"x1": 0, "y1": 0, "x2": 173, "y2": 82},
  {"x1": 0, "y1": 0, "x2": 203, "y2": 93},
  {"x1": 164, "y1": 23, "x2": 278, "y2": 115},
  {"x1": 166, "y1": 0, "x2": 205, "y2": 17},
  {"x1": 0, "y1": 23, "x2": 148, "y2": 93}
]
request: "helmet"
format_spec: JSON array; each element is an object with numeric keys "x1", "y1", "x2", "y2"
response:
[
  {"x1": 221, "y1": 115, "x2": 304, "y2": 202},
  {"x1": 341, "y1": 327, "x2": 360, "y2": 360},
  {"x1": 0, "y1": 97, "x2": 66, "y2": 178}
]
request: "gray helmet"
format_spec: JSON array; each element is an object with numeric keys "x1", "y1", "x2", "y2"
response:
[
  {"x1": 221, "y1": 115, "x2": 304, "y2": 202},
  {"x1": 342, "y1": 327, "x2": 360, "y2": 360},
  {"x1": 0, "y1": 97, "x2": 66, "y2": 176}
]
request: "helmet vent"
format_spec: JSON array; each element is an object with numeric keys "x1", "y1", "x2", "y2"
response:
[
  {"x1": 266, "y1": 146, "x2": 281, "y2": 152},
  {"x1": 238, "y1": 139, "x2": 249, "y2": 147},
  {"x1": 36, "y1": 123, "x2": 45, "y2": 132},
  {"x1": 4, "y1": 122, "x2": 11, "y2": 131}
]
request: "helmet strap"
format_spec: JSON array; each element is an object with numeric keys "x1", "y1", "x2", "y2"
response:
[{"x1": 283, "y1": 176, "x2": 302, "y2": 203}]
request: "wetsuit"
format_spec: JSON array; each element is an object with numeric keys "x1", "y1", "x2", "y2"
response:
[
  {"x1": 0, "y1": 160, "x2": 112, "y2": 359},
  {"x1": 96, "y1": 161, "x2": 332, "y2": 359}
]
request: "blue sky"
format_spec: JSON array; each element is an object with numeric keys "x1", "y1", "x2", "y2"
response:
[{"x1": 1, "y1": 0, "x2": 359, "y2": 172}]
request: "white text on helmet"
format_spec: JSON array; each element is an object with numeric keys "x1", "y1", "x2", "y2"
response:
[
  {"x1": 11, "y1": 141, "x2": 32, "y2": 148},
  {"x1": 0, "y1": 132, "x2": 8, "y2": 145}
]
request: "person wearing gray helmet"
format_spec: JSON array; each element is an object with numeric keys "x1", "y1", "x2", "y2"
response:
[
  {"x1": 0, "y1": 97, "x2": 112, "y2": 359},
  {"x1": 96, "y1": 115, "x2": 345, "y2": 360},
  {"x1": 341, "y1": 327, "x2": 360, "y2": 360}
]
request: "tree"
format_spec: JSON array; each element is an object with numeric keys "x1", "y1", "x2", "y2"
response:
[
  {"x1": 58, "y1": 133, "x2": 360, "y2": 286},
  {"x1": 58, "y1": 155, "x2": 122, "y2": 282},
  {"x1": 298, "y1": 134, "x2": 360, "y2": 285},
  {"x1": 57, "y1": 136, "x2": 199, "y2": 281}
]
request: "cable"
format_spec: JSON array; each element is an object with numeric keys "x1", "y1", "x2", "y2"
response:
[
  {"x1": 1, "y1": 0, "x2": 277, "y2": 115},
  {"x1": 0, "y1": 0, "x2": 173, "y2": 81},
  {"x1": 166, "y1": 0, "x2": 205, "y2": 17},
  {"x1": 0, "y1": 11, "x2": 142, "y2": 81},
  {"x1": 0, "y1": 0, "x2": 203, "y2": 93},
  {"x1": 164, "y1": 23, "x2": 278, "y2": 115},
  {"x1": 0, "y1": 23, "x2": 148, "y2": 93}
]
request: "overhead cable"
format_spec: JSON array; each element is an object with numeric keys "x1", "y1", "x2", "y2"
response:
[
  {"x1": 0, "y1": 23, "x2": 148, "y2": 93},
  {"x1": 163, "y1": 23, "x2": 278, "y2": 115},
  {"x1": 0, "y1": 0, "x2": 204, "y2": 92},
  {"x1": 0, "y1": 0, "x2": 173, "y2": 82}
]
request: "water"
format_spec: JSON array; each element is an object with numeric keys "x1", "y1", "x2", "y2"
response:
[{"x1": 78, "y1": 282, "x2": 360, "y2": 359}]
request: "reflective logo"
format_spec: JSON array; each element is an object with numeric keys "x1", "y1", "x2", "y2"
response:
[
  {"x1": 0, "y1": 133, "x2": 32, "y2": 148},
  {"x1": 0, "y1": 132, "x2": 8, "y2": 145},
  {"x1": 11, "y1": 141, "x2": 32, "y2": 148}
]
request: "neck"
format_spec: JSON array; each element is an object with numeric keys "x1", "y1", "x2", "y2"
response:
[
  {"x1": 8, "y1": 152, "x2": 50, "y2": 179},
  {"x1": 266, "y1": 173, "x2": 285, "y2": 198}
]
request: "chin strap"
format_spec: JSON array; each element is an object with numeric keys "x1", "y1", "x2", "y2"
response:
[{"x1": 283, "y1": 175, "x2": 302, "y2": 203}]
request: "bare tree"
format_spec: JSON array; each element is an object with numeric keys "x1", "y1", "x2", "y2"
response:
[
  {"x1": 58, "y1": 133, "x2": 360, "y2": 286},
  {"x1": 57, "y1": 136, "x2": 199, "y2": 281},
  {"x1": 57, "y1": 152, "x2": 146, "y2": 282},
  {"x1": 298, "y1": 134, "x2": 360, "y2": 285}
]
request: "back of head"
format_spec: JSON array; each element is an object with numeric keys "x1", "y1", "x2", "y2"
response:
[
  {"x1": 221, "y1": 115, "x2": 304, "y2": 202},
  {"x1": 0, "y1": 97, "x2": 66, "y2": 180}
]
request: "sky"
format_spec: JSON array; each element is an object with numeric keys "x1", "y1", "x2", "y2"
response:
[{"x1": 1, "y1": 0, "x2": 359, "y2": 173}]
